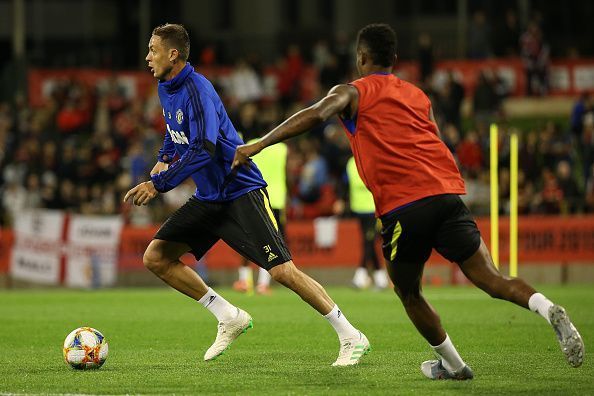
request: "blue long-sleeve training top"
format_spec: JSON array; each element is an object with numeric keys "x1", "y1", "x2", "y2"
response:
[{"x1": 150, "y1": 62, "x2": 266, "y2": 201}]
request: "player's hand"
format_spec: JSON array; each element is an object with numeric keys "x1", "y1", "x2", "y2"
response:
[
  {"x1": 232, "y1": 141, "x2": 263, "y2": 169},
  {"x1": 123, "y1": 181, "x2": 159, "y2": 206},
  {"x1": 150, "y1": 161, "x2": 169, "y2": 175}
]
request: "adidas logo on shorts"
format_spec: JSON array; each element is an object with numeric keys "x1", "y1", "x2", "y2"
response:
[{"x1": 263, "y1": 244, "x2": 278, "y2": 262}]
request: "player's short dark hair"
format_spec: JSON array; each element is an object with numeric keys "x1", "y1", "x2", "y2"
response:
[
  {"x1": 357, "y1": 23, "x2": 397, "y2": 67},
  {"x1": 152, "y1": 23, "x2": 190, "y2": 61}
]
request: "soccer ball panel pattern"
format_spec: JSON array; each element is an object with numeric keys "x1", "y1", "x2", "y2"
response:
[{"x1": 63, "y1": 327, "x2": 108, "y2": 369}]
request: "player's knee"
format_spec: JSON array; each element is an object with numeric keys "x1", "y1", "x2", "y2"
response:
[
  {"x1": 269, "y1": 262, "x2": 297, "y2": 287},
  {"x1": 143, "y1": 248, "x2": 168, "y2": 274},
  {"x1": 397, "y1": 288, "x2": 423, "y2": 307}
]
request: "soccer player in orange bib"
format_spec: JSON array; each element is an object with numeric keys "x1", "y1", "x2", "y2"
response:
[{"x1": 233, "y1": 23, "x2": 584, "y2": 379}]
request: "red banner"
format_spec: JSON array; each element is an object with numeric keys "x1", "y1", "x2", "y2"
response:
[{"x1": 3, "y1": 215, "x2": 594, "y2": 274}]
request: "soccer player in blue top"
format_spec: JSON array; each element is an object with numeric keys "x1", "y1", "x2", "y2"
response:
[{"x1": 124, "y1": 24, "x2": 370, "y2": 366}]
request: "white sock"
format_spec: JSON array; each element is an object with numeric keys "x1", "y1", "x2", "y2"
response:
[
  {"x1": 324, "y1": 305, "x2": 359, "y2": 340},
  {"x1": 198, "y1": 288, "x2": 238, "y2": 322},
  {"x1": 528, "y1": 293, "x2": 554, "y2": 324},
  {"x1": 257, "y1": 267, "x2": 271, "y2": 286},
  {"x1": 238, "y1": 266, "x2": 250, "y2": 282},
  {"x1": 352, "y1": 267, "x2": 371, "y2": 288},
  {"x1": 373, "y1": 269, "x2": 389, "y2": 289},
  {"x1": 432, "y1": 334, "x2": 465, "y2": 373}
]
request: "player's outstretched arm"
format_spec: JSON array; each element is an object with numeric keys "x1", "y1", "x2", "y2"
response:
[{"x1": 232, "y1": 84, "x2": 357, "y2": 169}]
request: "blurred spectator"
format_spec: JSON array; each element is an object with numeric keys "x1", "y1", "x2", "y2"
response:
[
  {"x1": 456, "y1": 130, "x2": 483, "y2": 172},
  {"x1": 2, "y1": 176, "x2": 27, "y2": 225},
  {"x1": 582, "y1": 112, "x2": 594, "y2": 176},
  {"x1": 520, "y1": 22, "x2": 550, "y2": 96},
  {"x1": 539, "y1": 121, "x2": 572, "y2": 169},
  {"x1": 298, "y1": 139, "x2": 328, "y2": 204},
  {"x1": 56, "y1": 98, "x2": 90, "y2": 134},
  {"x1": 418, "y1": 33, "x2": 434, "y2": 84},
  {"x1": 439, "y1": 71, "x2": 464, "y2": 130},
  {"x1": 570, "y1": 92, "x2": 593, "y2": 139},
  {"x1": 585, "y1": 164, "x2": 594, "y2": 213},
  {"x1": 442, "y1": 124, "x2": 461, "y2": 154},
  {"x1": 556, "y1": 160, "x2": 581, "y2": 213},
  {"x1": 333, "y1": 31, "x2": 353, "y2": 84},
  {"x1": 320, "y1": 123, "x2": 351, "y2": 180},
  {"x1": 319, "y1": 54, "x2": 341, "y2": 93},
  {"x1": 467, "y1": 10, "x2": 492, "y2": 59},
  {"x1": 234, "y1": 102, "x2": 261, "y2": 141},
  {"x1": 460, "y1": 170, "x2": 490, "y2": 215},
  {"x1": 473, "y1": 70, "x2": 499, "y2": 124},
  {"x1": 199, "y1": 44, "x2": 217, "y2": 66},
  {"x1": 276, "y1": 45, "x2": 304, "y2": 108},
  {"x1": 534, "y1": 168, "x2": 563, "y2": 214},
  {"x1": 517, "y1": 170, "x2": 536, "y2": 214},
  {"x1": 312, "y1": 39, "x2": 332, "y2": 70},
  {"x1": 23, "y1": 173, "x2": 43, "y2": 210},
  {"x1": 228, "y1": 59, "x2": 263, "y2": 104},
  {"x1": 495, "y1": 9, "x2": 520, "y2": 57},
  {"x1": 519, "y1": 131, "x2": 541, "y2": 181},
  {"x1": 56, "y1": 179, "x2": 79, "y2": 211},
  {"x1": 126, "y1": 141, "x2": 149, "y2": 185}
]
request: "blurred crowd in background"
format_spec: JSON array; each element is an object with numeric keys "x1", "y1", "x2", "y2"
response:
[{"x1": 1, "y1": 9, "x2": 594, "y2": 227}]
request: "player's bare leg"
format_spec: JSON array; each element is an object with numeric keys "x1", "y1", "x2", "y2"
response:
[
  {"x1": 269, "y1": 261, "x2": 333, "y2": 313},
  {"x1": 387, "y1": 259, "x2": 473, "y2": 380},
  {"x1": 458, "y1": 239, "x2": 535, "y2": 306},
  {"x1": 459, "y1": 238, "x2": 584, "y2": 367},
  {"x1": 143, "y1": 239, "x2": 208, "y2": 299},
  {"x1": 269, "y1": 260, "x2": 371, "y2": 366},
  {"x1": 143, "y1": 239, "x2": 252, "y2": 361}
]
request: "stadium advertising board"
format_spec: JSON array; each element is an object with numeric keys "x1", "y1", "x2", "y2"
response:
[
  {"x1": 65, "y1": 215, "x2": 123, "y2": 288},
  {"x1": 10, "y1": 210, "x2": 65, "y2": 284},
  {"x1": 8, "y1": 210, "x2": 123, "y2": 287}
]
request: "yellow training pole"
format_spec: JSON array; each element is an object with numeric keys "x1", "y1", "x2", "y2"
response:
[
  {"x1": 490, "y1": 124, "x2": 499, "y2": 269},
  {"x1": 510, "y1": 132, "x2": 518, "y2": 277}
]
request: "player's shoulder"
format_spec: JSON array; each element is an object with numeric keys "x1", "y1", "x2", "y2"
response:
[
  {"x1": 398, "y1": 77, "x2": 431, "y2": 102},
  {"x1": 184, "y1": 69, "x2": 216, "y2": 97},
  {"x1": 328, "y1": 83, "x2": 358, "y2": 99},
  {"x1": 395, "y1": 76, "x2": 424, "y2": 93}
]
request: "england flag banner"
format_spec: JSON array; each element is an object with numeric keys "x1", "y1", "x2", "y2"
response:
[
  {"x1": 10, "y1": 210, "x2": 65, "y2": 285},
  {"x1": 65, "y1": 215, "x2": 123, "y2": 288}
]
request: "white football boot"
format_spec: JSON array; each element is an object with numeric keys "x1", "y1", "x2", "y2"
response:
[
  {"x1": 332, "y1": 331, "x2": 371, "y2": 366},
  {"x1": 204, "y1": 308, "x2": 253, "y2": 361},
  {"x1": 548, "y1": 304, "x2": 584, "y2": 368},
  {"x1": 420, "y1": 359, "x2": 474, "y2": 380}
]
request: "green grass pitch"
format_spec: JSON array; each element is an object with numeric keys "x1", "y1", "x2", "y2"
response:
[{"x1": 1, "y1": 285, "x2": 593, "y2": 395}]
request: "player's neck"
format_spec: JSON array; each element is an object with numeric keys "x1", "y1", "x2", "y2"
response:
[
  {"x1": 163, "y1": 61, "x2": 187, "y2": 81},
  {"x1": 362, "y1": 66, "x2": 393, "y2": 77}
]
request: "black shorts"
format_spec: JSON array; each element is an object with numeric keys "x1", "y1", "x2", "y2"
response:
[
  {"x1": 380, "y1": 194, "x2": 481, "y2": 265},
  {"x1": 271, "y1": 208, "x2": 286, "y2": 238},
  {"x1": 154, "y1": 188, "x2": 292, "y2": 270}
]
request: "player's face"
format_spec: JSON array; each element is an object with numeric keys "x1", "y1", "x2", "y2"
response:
[{"x1": 146, "y1": 35, "x2": 173, "y2": 80}]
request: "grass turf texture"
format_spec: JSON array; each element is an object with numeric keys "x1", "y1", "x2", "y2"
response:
[{"x1": 0, "y1": 285, "x2": 592, "y2": 395}]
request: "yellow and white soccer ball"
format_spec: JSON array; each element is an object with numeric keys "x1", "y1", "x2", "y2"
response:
[{"x1": 63, "y1": 327, "x2": 109, "y2": 369}]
